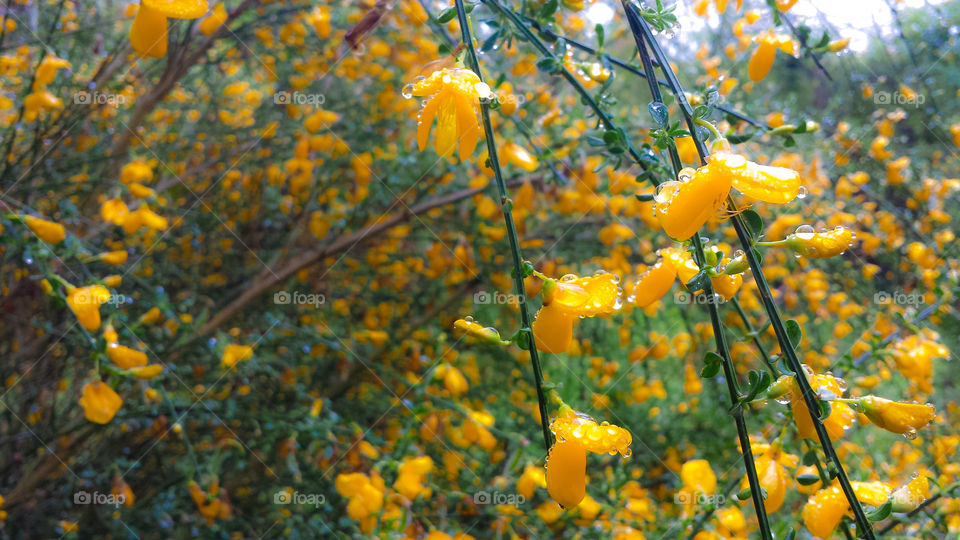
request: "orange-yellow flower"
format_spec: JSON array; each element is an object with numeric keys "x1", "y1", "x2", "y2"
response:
[
  {"x1": 546, "y1": 438, "x2": 586, "y2": 508},
  {"x1": 66, "y1": 285, "x2": 111, "y2": 331},
  {"x1": 23, "y1": 215, "x2": 66, "y2": 244},
  {"x1": 532, "y1": 273, "x2": 620, "y2": 353},
  {"x1": 748, "y1": 31, "x2": 796, "y2": 82},
  {"x1": 858, "y1": 396, "x2": 935, "y2": 435},
  {"x1": 107, "y1": 343, "x2": 148, "y2": 369},
  {"x1": 130, "y1": 0, "x2": 209, "y2": 58},
  {"x1": 784, "y1": 226, "x2": 855, "y2": 259},
  {"x1": 79, "y1": 381, "x2": 123, "y2": 424},
  {"x1": 790, "y1": 369, "x2": 856, "y2": 441},
  {"x1": 409, "y1": 68, "x2": 489, "y2": 160},
  {"x1": 221, "y1": 344, "x2": 253, "y2": 368}
]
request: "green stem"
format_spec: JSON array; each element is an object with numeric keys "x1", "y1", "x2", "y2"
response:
[
  {"x1": 454, "y1": 0, "x2": 552, "y2": 454},
  {"x1": 622, "y1": 6, "x2": 771, "y2": 537},
  {"x1": 626, "y1": 7, "x2": 876, "y2": 537},
  {"x1": 485, "y1": 0, "x2": 660, "y2": 185}
]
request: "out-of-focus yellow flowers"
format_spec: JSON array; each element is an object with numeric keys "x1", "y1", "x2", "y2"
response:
[
  {"x1": 221, "y1": 344, "x2": 253, "y2": 368},
  {"x1": 408, "y1": 68, "x2": 490, "y2": 160}
]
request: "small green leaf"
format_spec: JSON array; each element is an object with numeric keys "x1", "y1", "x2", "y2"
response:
[
  {"x1": 736, "y1": 488, "x2": 752, "y2": 501},
  {"x1": 595, "y1": 24, "x2": 605, "y2": 48},
  {"x1": 436, "y1": 7, "x2": 457, "y2": 23},
  {"x1": 802, "y1": 450, "x2": 818, "y2": 466},
  {"x1": 742, "y1": 210, "x2": 763, "y2": 241},
  {"x1": 797, "y1": 473, "x2": 821, "y2": 486},
  {"x1": 818, "y1": 399, "x2": 832, "y2": 421},
  {"x1": 539, "y1": 0, "x2": 558, "y2": 18},
  {"x1": 867, "y1": 500, "x2": 893, "y2": 521},
  {"x1": 700, "y1": 362, "x2": 721, "y2": 378},
  {"x1": 785, "y1": 319, "x2": 802, "y2": 350}
]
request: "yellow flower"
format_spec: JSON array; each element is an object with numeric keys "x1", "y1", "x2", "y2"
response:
[
  {"x1": 409, "y1": 68, "x2": 489, "y2": 159},
  {"x1": 549, "y1": 273, "x2": 621, "y2": 318},
  {"x1": 221, "y1": 344, "x2": 253, "y2": 368},
  {"x1": 680, "y1": 459, "x2": 717, "y2": 495},
  {"x1": 130, "y1": 0, "x2": 209, "y2": 58},
  {"x1": 79, "y1": 381, "x2": 123, "y2": 424},
  {"x1": 394, "y1": 456, "x2": 433, "y2": 500},
  {"x1": 801, "y1": 484, "x2": 848, "y2": 539},
  {"x1": 453, "y1": 318, "x2": 504, "y2": 344},
  {"x1": 130, "y1": 364, "x2": 164, "y2": 379},
  {"x1": 545, "y1": 438, "x2": 586, "y2": 508},
  {"x1": 23, "y1": 215, "x2": 66, "y2": 244},
  {"x1": 790, "y1": 370, "x2": 856, "y2": 441},
  {"x1": 99, "y1": 250, "x2": 129, "y2": 266},
  {"x1": 784, "y1": 226, "x2": 855, "y2": 259},
  {"x1": 198, "y1": 2, "x2": 226, "y2": 35},
  {"x1": 549, "y1": 410, "x2": 632, "y2": 457},
  {"x1": 890, "y1": 474, "x2": 930, "y2": 512},
  {"x1": 532, "y1": 301, "x2": 575, "y2": 354},
  {"x1": 631, "y1": 258, "x2": 677, "y2": 307},
  {"x1": 654, "y1": 161, "x2": 733, "y2": 241},
  {"x1": 66, "y1": 285, "x2": 111, "y2": 331},
  {"x1": 106, "y1": 343, "x2": 148, "y2": 369},
  {"x1": 500, "y1": 141, "x2": 539, "y2": 172},
  {"x1": 858, "y1": 395, "x2": 935, "y2": 435},
  {"x1": 716, "y1": 151, "x2": 802, "y2": 203},
  {"x1": 748, "y1": 31, "x2": 796, "y2": 82}
]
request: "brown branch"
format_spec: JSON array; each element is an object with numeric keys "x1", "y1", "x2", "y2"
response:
[{"x1": 195, "y1": 178, "x2": 530, "y2": 336}]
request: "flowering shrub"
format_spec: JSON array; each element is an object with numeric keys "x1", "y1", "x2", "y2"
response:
[{"x1": 0, "y1": 0, "x2": 958, "y2": 538}]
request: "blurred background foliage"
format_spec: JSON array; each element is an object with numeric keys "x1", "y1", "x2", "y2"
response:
[{"x1": 0, "y1": 0, "x2": 958, "y2": 538}]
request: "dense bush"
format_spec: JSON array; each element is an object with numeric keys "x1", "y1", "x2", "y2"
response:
[{"x1": 0, "y1": 0, "x2": 958, "y2": 538}]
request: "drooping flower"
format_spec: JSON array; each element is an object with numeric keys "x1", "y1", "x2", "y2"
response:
[
  {"x1": 79, "y1": 381, "x2": 123, "y2": 424},
  {"x1": 408, "y1": 68, "x2": 490, "y2": 160},
  {"x1": 130, "y1": 0, "x2": 209, "y2": 59},
  {"x1": 545, "y1": 409, "x2": 631, "y2": 509},
  {"x1": 857, "y1": 396, "x2": 935, "y2": 436},
  {"x1": 532, "y1": 272, "x2": 620, "y2": 353},
  {"x1": 789, "y1": 368, "x2": 856, "y2": 441},
  {"x1": 748, "y1": 31, "x2": 797, "y2": 82}
]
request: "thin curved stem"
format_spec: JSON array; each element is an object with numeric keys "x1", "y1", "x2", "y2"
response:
[
  {"x1": 621, "y1": 5, "x2": 771, "y2": 537},
  {"x1": 454, "y1": 0, "x2": 553, "y2": 453}
]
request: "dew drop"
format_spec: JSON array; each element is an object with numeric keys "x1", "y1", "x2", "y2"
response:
[
  {"x1": 796, "y1": 185, "x2": 808, "y2": 199},
  {"x1": 795, "y1": 224, "x2": 816, "y2": 240},
  {"x1": 648, "y1": 101, "x2": 669, "y2": 127},
  {"x1": 903, "y1": 427, "x2": 918, "y2": 440}
]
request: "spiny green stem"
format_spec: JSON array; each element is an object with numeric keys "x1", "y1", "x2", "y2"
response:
[
  {"x1": 622, "y1": 6, "x2": 772, "y2": 537},
  {"x1": 625, "y1": 5, "x2": 875, "y2": 537},
  {"x1": 454, "y1": 0, "x2": 552, "y2": 454}
]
